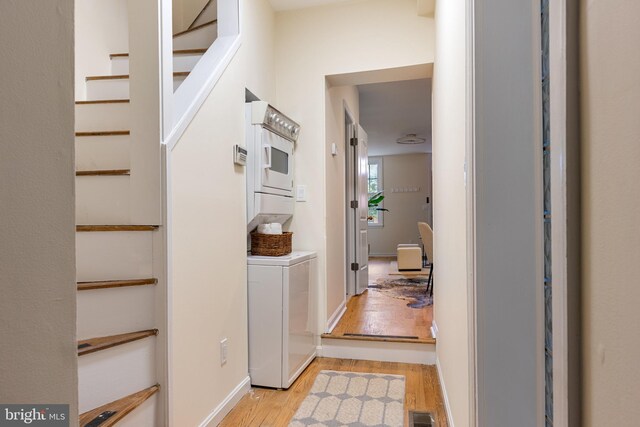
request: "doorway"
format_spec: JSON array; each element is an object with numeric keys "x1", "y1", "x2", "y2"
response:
[{"x1": 331, "y1": 70, "x2": 434, "y2": 342}]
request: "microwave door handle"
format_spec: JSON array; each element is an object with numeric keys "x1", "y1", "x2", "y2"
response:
[{"x1": 263, "y1": 144, "x2": 272, "y2": 169}]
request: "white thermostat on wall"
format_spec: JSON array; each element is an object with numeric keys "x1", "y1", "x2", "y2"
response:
[{"x1": 233, "y1": 144, "x2": 247, "y2": 166}]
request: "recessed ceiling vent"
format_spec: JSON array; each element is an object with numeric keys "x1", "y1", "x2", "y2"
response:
[{"x1": 396, "y1": 134, "x2": 426, "y2": 144}]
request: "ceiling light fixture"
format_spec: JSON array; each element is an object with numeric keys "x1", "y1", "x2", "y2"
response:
[{"x1": 396, "y1": 134, "x2": 426, "y2": 144}]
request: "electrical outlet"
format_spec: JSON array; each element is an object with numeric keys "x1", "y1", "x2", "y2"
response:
[{"x1": 220, "y1": 338, "x2": 228, "y2": 366}]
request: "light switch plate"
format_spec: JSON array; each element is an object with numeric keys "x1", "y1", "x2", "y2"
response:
[{"x1": 296, "y1": 185, "x2": 307, "y2": 202}]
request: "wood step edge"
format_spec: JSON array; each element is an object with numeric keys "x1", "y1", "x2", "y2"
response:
[
  {"x1": 78, "y1": 329, "x2": 158, "y2": 356},
  {"x1": 75, "y1": 99, "x2": 130, "y2": 105},
  {"x1": 77, "y1": 278, "x2": 158, "y2": 291},
  {"x1": 75, "y1": 130, "x2": 130, "y2": 137},
  {"x1": 110, "y1": 48, "x2": 207, "y2": 59},
  {"x1": 320, "y1": 333, "x2": 436, "y2": 345},
  {"x1": 173, "y1": 19, "x2": 217, "y2": 38},
  {"x1": 76, "y1": 169, "x2": 130, "y2": 177},
  {"x1": 76, "y1": 225, "x2": 159, "y2": 232},
  {"x1": 79, "y1": 384, "x2": 160, "y2": 427},
  {"x1": 86, "y1": 72, "x2": 189, "y2": 81}
]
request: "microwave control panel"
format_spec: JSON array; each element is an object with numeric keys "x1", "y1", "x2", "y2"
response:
[{"x1": 250, "y1": 101, "x2": 301, "y2": 142}]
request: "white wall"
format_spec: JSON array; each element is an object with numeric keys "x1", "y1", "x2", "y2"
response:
[
  {"x1": 581, "y1": 1, "x2": 640, "y2": 425},
  {"x1": 75, "y1": 0, "x2": 129, "y2": 99},
  {"x1": 173, "y1": 0, "x2": 211, "y2": 33},
  {"x1": 369, "y1": 154, "x2": 432, "y2": 256},
  {"x1": 0, "y1": 1, "x2": 77, "y2": 423},
  {"x1": 275, "y1": 0, "x2": 435, "y2": 331},
  {"x1": 167, "y1": 0, "x2": 275, "y2": 425},
  {"x1": 325, "y1": 84, "x2": 359, "y2": 326},
  {"x1": 432, "y1": 0, "x2": 470, "y2": 425}
]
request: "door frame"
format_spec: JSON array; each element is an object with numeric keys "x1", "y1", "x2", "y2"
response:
[
  {"x1": 344, "y1": 104, "x2": 357, "y2": 297},
  {"x1": 471, "y1": 0, "x2": 580, "y2": 426},
  {"x1": 549, "y1": 0, "x2": 581, "y2": 424}
]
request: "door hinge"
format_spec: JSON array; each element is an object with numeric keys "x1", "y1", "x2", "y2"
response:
[
  {"x1": 350, "y1": 200, "x2": 359, "y2": 209},
  {"x1": 350, "y1": 137, "x2": 358, "y2": 146},
  {"x1": 351, "y1": 262, "x2": 360, "y2": 271}
]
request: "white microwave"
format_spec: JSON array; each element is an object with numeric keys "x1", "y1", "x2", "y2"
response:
[
  {"x1": 246, "y1": 102, "x2": 300, "y2": 231},
  {"x1": 249, "y1": 124, "x2": 294, "y2": 195}
]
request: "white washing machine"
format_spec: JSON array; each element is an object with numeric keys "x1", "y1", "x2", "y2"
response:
[{"x1": 247, "y1": 251, "x2": 317, "y2": 389}]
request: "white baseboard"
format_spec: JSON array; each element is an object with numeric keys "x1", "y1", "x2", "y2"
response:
[
  {"x1": 320, "y1": 338, "x2": 436, "y2": 365},
  {"x1": 431, "y1": 320, "x2": 439, "y2": 340},
  {"x1": 326, "y1": 301, "x2": 347, "y2": 333},
  {"x1": 199, "y1": 376, "x2": 250, "y2": 427},
  {"x1": 435, "y1": 357, "x2": 454, "y2": 427}
]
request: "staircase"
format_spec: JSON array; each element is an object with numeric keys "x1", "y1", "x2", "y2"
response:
[{"x1": 75, "y1": 12, "x2": 218, "y2": 426}]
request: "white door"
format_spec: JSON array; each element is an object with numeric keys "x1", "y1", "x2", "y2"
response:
[{"x1": 355, "y1": 124, "x2": 369, "y2": 294}]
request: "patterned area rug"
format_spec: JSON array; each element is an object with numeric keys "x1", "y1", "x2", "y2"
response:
[
  {"x1": 369, "y1": 278, "x2": 433, "y2": 309},
  {"x1": 289, "y1": 370, "x2": 405, "y2": 427}
]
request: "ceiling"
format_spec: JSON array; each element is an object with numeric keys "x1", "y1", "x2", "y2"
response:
[
  {"x1": 268, "y1": 0, "x2": 353, "y2": 11},
  {"x1": 358, "y1": 78, "x2": 432, "y2": 156},
  {"x1": 269, "y1": 0, "x2": 435, "y2": 15}
]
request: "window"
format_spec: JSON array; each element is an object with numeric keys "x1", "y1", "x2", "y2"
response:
[{"x1": 368, "y1": 157, "x2": 383, "y2": 226}]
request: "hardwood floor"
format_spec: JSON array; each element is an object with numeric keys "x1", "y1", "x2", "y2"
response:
[
  {"x1": 323, "y1": 257, "x2": 434, "y2": 343},
  {"x1": 219, "y1": 357, "x2": 448, "y2": 427}
]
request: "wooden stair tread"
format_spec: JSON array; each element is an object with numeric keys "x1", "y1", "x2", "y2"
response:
[
  {"x1": 173, "y1": 19, "x2": 217, "y2": 38},
  {"x1": 78, "y1": 278, "x2": 157, "y2": 291},
  {"x1": 110, "y1": 48, "x2": 207, "y2": 58},
  {"x1": 78, "y1": 329, "x2": 158, "y2": 356},
  {"x1": 320, "y1": 332, "x2": 436, "y2": 345},
  {"x1": 76, "y1": 225, "x2": 159, "y2": 232},
  {"x1": 76, "y1": 169, "x2": 130, "y2": 177},
  {"x1": 76, "y1": 130, "x2": 130, "y2": 137},
  {"x1": 79, "y1": 384, "x2": 159, "y2": 427},
  {"x1": 86, "y1": 72, "x2": 189, "y2": 81},
  {"x1": 75, "y1": 99, "x2": 129, "y2": 105}
]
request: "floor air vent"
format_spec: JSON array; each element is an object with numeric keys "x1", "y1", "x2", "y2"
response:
[{"x1": 409, "y1": 411, "x2": 436, "y2": 427}]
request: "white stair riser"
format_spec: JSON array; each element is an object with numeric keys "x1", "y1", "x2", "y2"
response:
[
  {"x1": 78, "y1": 338, "x2": 156, "y2": 412},
  {"x1": 75, "y1": 135, "x2": 130, "y2": 171},
  {"x1": 77, "y1": 286, "x2": 156, "y2": 340},
  {"x1": 191, "y1": 0, "x2": 218, "y2": 29},
  {"x1": 174, "y1": 54, "x2": 204, "y2": 72},
  {"x1": 114, "y1": 395, "x2": 158, "y2": 427},
  {"x1": 320, "y1": 338, "x2": 436, "y2": 365},
  {"x1": 111, "y1": 57, "x2": 129, "y2": 75},
  {"x1": 173, "y1": 75, "x2": 187, "y2": 91},
  {"x1": 173, "y1": 22, "x2": 217, "y2": 50},
  {"x1": 86, "y1": 79, "x2": 129, "y2": 101},
  {"x1": 87, "y1": 76, "x2": 186, "y2": 100},
  {"x1": 111, "y1": 54, "x2": 204, "y2": 74},
  {"x1": 76, "y1": 231, "x2": 154, "y2": 282},
  {"x1": 76, "y1": 176, "x2": 131, "y2": 225},
  {"x1": 75, "y1": 103, "x2": 130, "y2": 132}
]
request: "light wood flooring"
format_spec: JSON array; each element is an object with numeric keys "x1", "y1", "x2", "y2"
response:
[
  {"x1": 219, "y1": 357, "x2": 448, "y2": 427},
  {"x1": 322, "y1": 257, "x2": 434, "y2": 343}
]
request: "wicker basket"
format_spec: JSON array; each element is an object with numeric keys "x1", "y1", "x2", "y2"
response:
[{"x1": 250, "y1": 232, "x2": 293, "y2": 256}]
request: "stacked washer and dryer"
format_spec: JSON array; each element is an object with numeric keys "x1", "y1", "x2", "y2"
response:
[{"x1": 245, "y1": 101, "x2": 317, "y2": 389}]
